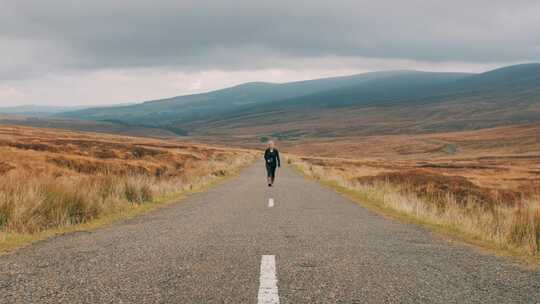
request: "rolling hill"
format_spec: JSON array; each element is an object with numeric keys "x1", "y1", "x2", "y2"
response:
[
  {"x1": 57, "y1": 71, "x2": 470, "y2": 131},
  {"x1": 56, "y1": 63, "x2": 540, "y2": 140}
]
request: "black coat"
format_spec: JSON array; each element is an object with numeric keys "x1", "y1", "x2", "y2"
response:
[{"x1": 264, "y1": 148, "x2": 280, "y2": 168}]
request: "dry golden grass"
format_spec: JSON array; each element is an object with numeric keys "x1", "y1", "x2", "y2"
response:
[
  {"x1": 285, "y1": 124, "x2": 540, "y2": 257},
  {"x1": 0, "y1": 125, "x2": 256, "y2": 245},
  {"x1": 290, "y1": 157, "x2": 540, "y2": 257}
]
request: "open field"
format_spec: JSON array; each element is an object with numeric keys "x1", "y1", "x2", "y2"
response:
[
  {"x1": 286, "y1": 124, "x2": 540, "y2": 256},
  {"x1": 0, "y1": 125, "x2": 255, "y2": 250},
  {"x1": 286, "y1": 124, "x2": 540, "y2": 195},
  {"x1": 0, "y1": 115, "x2": 178, "y2": 138}
]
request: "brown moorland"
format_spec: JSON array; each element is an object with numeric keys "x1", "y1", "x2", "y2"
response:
[
  {"x1": 0, "y1": 125, "x2": 255, "y2": 246},
  {"x1": 286, "y1": 124, "x2": 540, "y2": 256}
]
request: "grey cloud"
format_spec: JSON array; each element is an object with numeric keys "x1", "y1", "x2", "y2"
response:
[{"x1": 1, "y1": 0, "x2": 540, "y2": 80}]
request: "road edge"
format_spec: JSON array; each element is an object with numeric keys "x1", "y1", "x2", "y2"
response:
[
  {"x1": 0, "y1": 160, "x2": 256, "y2": 256},
  {"x1": 288, "y1": 159, "x2": 540, "y2": 268}
]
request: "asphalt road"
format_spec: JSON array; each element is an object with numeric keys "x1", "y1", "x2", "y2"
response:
[{"x1": 1, "y1": 163, "x2": 539, "y2": 303}]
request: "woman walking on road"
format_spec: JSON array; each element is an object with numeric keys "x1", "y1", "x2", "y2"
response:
[{"x1": 264, "y1": 140, "x2": 280, "y2": 187}]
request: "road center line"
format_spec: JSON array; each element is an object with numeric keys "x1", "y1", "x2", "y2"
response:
[
  {"x1": 258, "y1": 255, "x2": 280, "y2": 304},
  {"x1": 268, "y1": 198, "x2": 274, "y2": 208}
]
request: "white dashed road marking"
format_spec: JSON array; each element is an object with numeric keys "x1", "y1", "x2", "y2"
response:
[
  {"x1": 257, "y1": 255, "x2": 280, "y2": 304},
  {"x1": 268, "y1": 198, "x2": 274, "y2": 208}
]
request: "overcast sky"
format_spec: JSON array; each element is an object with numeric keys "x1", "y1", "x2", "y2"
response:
[{"x1": 1, "y1": 0, "x2": 539, "y2": 107}]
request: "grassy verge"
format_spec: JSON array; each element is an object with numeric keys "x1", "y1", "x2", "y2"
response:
[
  {"x1": 288, "y1": 157, "x2": 540, "y2": 264},
  {"x1": 0, "y1": 160, "x2": 252, "y2": 255}
]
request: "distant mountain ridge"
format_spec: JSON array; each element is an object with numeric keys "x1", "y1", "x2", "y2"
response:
[
  {"x1": 57, "y1": 63, "x2": 540, "y2": 139},
  {"x1": 0, "y1": 103, "x2": 137, "y2": 117},
  {"x1": 57, "y1": 70, "x2": 472, "y2": 127},
  {"x1": 0, "y1": 105, "x2": 90, "y2": 116}
]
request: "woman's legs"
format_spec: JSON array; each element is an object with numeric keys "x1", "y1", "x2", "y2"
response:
[
  {"x1": 266, "y1": 165, "x2": 276, "y2": 186},
  {"x1": 270, "y1": 166, "x2": 276, "y2": 185},
  {"x1": 266, "y1": 164, "x2": 271, "y2": 186}
]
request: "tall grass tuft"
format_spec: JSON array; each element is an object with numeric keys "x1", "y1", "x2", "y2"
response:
[
  {"x1": 123, "y1": 178, "x2": 154, "y2": 204},
  {"x1": 36, "y1": 182, "x2": 100, "y2": 228}
]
